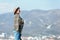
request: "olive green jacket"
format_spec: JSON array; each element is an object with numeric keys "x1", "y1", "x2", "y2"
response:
[{"x1": 14, "y1": 14, "x2": 24, "y2": 33}]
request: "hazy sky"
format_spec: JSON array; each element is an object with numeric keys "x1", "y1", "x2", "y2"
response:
[{"x1": 0, "y1": 0, "x2": 60, "y2": 13}]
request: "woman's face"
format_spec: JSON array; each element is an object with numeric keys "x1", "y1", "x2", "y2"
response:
[{"x1": 16, "y1": 9, "x2": 20, "y2": 14}]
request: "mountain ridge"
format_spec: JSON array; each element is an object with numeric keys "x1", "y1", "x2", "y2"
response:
[{"x1": 0, "y1": 9, "x2": 60, "y2": 36}]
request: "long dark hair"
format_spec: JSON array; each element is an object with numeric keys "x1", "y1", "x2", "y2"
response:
[{"x1": 14, "y1": 7, "x2": 20, "y2": 15}]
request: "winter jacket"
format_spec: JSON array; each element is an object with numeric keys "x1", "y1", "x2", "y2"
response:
[{"x1": 14, "y1": 14, "x2": 24, "y2": 33}]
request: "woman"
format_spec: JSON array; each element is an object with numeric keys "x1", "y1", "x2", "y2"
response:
[{"x1": 14, "y1": 7, "x2": 24, "y2": 40}]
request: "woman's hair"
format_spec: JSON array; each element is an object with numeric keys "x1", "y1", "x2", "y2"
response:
[{"x1": 14, "y1": 7, "x2": 20, "y2": 15}]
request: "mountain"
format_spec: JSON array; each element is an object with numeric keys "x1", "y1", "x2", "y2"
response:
[{"x1": 0, "y1": 9, "x2": 60, "y2": 36}]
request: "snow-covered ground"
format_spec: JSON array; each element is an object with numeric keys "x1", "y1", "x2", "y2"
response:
[{"x1": 0, "y1": 33, "x2": 60, "y2": 40}]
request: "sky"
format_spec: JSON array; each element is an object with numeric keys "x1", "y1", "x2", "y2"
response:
[{"x1": 0, "y1": 0, "x2": 60, "y2": 14}]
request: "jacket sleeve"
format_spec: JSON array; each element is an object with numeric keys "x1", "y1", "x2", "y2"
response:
[{"x1": 14, "y1": 14, "x2": 19, "y2": 31}]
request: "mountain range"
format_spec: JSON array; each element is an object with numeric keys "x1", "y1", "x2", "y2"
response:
[{"x1": 0, "y1": 9, "x2": 60, "y2": 36}]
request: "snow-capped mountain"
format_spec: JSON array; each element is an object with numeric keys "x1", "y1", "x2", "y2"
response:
[{"x1": 0, "y1": 9, "x2": 60, "y2": 36}]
